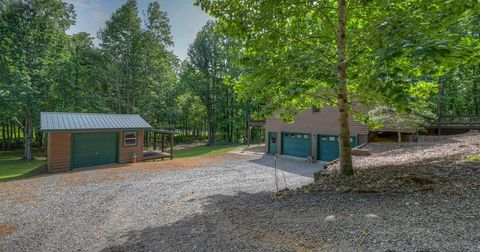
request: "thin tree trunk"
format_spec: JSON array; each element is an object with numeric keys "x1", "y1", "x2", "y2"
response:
[
  {"x1": 24, "y1": 118, "x2": 33, "y2": 160},
  {"x1": 336, "y1": 0, "x2": 353, "y2": 176},
  {"x1": 397, "y1": 131, "x2": 402, "y2": 143},
  {"x1": 1, "y1": 123, "x2": 5, "y2": 150},
  {"x1": 17, "y1": 124, "x2": 21, "y2": 145},
  {"x1": 207, "y1": 105, "x2": 215, "y2": 145},
  {"x1": 6, "y1": 122, "x2": 11, "y2": 150},
  {"x1": 12, "y1": 124, "x2": 17, "y2": 147}
]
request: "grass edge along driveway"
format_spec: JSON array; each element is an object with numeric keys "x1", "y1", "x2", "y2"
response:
[
  {"x1": 0, "y1": 151, "x2": 46, "y2": 182},
  {"x1": 0, "y1": 144, "x2": 243, "y2": 182}
]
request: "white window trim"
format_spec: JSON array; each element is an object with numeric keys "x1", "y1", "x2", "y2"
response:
[{"x1": 124, "y1": 131, "x2": 137, "y2": 147}]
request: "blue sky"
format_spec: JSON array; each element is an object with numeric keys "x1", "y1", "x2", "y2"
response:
[{"x1": 66, "y1": 0, "x2": 212, "y2": 59}]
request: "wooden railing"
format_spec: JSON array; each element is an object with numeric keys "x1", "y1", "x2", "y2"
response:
[
  {"x1": 437, "y1": 116, "x2": 480, "y2": 126},
  {"x1": 248, "y1": 119, "x2": 266, "y2": 126}
]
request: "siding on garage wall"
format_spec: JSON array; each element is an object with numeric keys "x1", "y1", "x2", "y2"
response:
[
  {"x1": 47, "y1": 132, "x2": 71, "y2": 173},
  {"x1": 266, "y1": 107, "x2": 369, "y2": 135},
  {"x1": 265, "y1": 107, "x2": 369, "y2": 159},
  {"x1": 119, "y1": 130, "x2": 144, "y2": 163}
]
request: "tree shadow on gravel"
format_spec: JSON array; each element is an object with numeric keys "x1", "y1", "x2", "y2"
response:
[
  {"x1": 248, "y1": 155, "x2": 324, "y2": 178},
  {"x1": 100, "y1": 187, "x2": 480, "y2": 252}
]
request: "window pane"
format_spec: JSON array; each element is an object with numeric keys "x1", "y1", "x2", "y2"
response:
[
  {"x1": 125, "y1": 132, "x2": 136, "y2": 139},
  {"x1": 124, "y1": 132, "x2": 137, "y2": 146},
  {"x1": 125, "y1": 139, "x2": 136, "y2": 145}
]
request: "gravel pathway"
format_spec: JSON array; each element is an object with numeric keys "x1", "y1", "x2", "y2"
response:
[{"x1": 0, "y1": 153, "x2": 321, "y2": 252}]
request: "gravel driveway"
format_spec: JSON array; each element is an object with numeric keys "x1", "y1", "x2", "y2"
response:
[
  {"x1": 0, "y1": 152, "x2": 321, "y2": 251},
  {"x1": 1, "y1": 137, "x2": 479, "y2": 251}
]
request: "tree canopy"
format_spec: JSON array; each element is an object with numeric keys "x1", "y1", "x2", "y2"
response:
[{"x1": 196, "y1": 0, "x2": 480, "y2": 174}]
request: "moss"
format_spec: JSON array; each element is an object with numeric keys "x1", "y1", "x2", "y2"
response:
[{"x1": 466, "y1": 155, "x2": 480, "y2": 162}]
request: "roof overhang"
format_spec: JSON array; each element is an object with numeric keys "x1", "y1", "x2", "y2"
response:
[{"x1": 40, "y1": 112, "x2": 153, "y2": 132}]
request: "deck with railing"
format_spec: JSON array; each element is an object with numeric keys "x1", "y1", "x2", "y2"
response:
[{"x1": 434, "y1": 116, "x2": 480, "y2": 129}]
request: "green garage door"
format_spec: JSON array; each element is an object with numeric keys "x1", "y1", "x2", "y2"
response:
[
  {"x1": 317, "y1": 135, "x2": 357, "y2": 161},
  {"x1": 71, "y1": 132, "x2": 118, "y2": 169},
  {"x1": 282, "y1": 132, "x2": 311, "y2": 158}
]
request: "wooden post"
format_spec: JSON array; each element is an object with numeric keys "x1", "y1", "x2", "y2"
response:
[
  {"x1": 153, "y1": 132, "x2": 157, "y2": 150},
  {"x1": 161, "y1": 133, "x2": 165, "y2": 153},
  {"x1": 44, "y1": 132, "x2": 48, "y2": 157},
  {"x1": 247, "y1": 126, "x2": 251, "y2": 147},
  {"x1": 437, "y1": 116, "x2": 441, "y2": 135},
  {"x1": 170, "y1": 132, "x2": 174, "y2": 160}
]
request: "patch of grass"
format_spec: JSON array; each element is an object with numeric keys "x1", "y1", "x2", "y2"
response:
[
  {"x1": 0, "y1": 151, "x2": 46, "y2": 182},
  {"x1": 174, "y1": 144, "x2": 243, "y2": 158},
  {"x1": 466, "y1": 154, "x2": 480, "y2": 162}
]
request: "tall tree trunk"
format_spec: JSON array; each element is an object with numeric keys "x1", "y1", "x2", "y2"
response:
[
  {"x1": 36, "y1": 130, "x2": 42, "y2": 148},
  {"x1": 6, "y1": 122, "x2": 11, "y2": 150},
  {"x1": 336, "y1": 0, "x2": 353, "y2": 176},
  {"x1": 24, "y1": 118, "x2": 33, "y2": 160},
  {"x1": 207, "y1": 107, "x2": 215, "y2": 145},
  {"x1": 1, "y1": 123, "x2": 5, "y2": 151},
  {"x1": 16, "y1": 125, "x2": 20, "y2": 145}
]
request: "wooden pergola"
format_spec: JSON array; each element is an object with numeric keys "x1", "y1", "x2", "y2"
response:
[
  {"x1": 247, "y1": 119, "x2": 265, "y2": 146},
  {"x1": 143, "y1": 129, "x2": 175, "y2": 161}
]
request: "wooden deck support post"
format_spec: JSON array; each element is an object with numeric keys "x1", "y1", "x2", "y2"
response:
[
  {"x1": 247, "y1": 126, "x2": 251, "y2": 147},
  {"x1": 170, "y1": 131, "x2": 174, "y2": 160},
  {"x1": 153, "y1": 132, "x2": 157, "y2": 150},
  {"x1": 161, "y1": 133, "x2": 165, "y2": 153},
  {"x1": 161, "y1": 133, "x2": 165, "y2": 160}
]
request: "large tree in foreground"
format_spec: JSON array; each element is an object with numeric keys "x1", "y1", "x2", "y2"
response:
[{"x1": 196, "y1": 0, "x2": 479, "y2": 175}]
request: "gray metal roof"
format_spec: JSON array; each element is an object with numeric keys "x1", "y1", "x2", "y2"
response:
[{"x1": 40, "y1": 112, "x2": 152, "y2": 131}]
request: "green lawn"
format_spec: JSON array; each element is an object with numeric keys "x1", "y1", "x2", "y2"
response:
[
  {"x1": 173, "y1": 144, "x2": 243, "y2": 158},
  {"x1": 0, "y1": 151, "x2": 46, "y2": 182}
]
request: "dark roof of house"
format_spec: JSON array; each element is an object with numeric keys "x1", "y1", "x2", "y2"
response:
[{"x1": 40, "y1": 112, "x2": 152, "y2": 132}]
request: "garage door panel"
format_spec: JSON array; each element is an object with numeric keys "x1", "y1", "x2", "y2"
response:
[
  {"x1": 72, "y1": 133, "x2": 118, "y2": 169},
  {"x1": 282, "y1": 132, "x2": 311, "y2": 158},
  {"x1": 317, "y1": 135, "x2": 357, "y2": 161}
]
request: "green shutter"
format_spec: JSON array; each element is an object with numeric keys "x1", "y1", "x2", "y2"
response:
[
  {"x1": 71, "y1": 132, "x2": 118, "y2": 169},
  {"x1": 281, "y1": 132, "x2": 311, "y2": 158}
]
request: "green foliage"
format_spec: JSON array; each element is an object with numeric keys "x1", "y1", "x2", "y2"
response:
[
  {"x1": 196, "y1": 0, "x2": 479, "y2": 119},
  {"x1": 367, "y1": 105, "x2": 435, "y2": 133},
  {"x1": 182, "y1": 21, "x2": 250, "y2": 144},
  {"x1": 437, "y1": 64, "x2": 480, "y2": 115}
]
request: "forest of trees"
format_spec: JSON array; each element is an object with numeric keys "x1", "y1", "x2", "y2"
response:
[
  {"x1": 0, "y1": 0, "x2": 479, "y2": 170},
  {"x1": 0, "y1": 0, "x2": 258, "y2": 158}
]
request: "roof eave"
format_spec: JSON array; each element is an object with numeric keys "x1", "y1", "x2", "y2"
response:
[{"x1": 40, "y1": 127, "x2": 153, "y2": 132}]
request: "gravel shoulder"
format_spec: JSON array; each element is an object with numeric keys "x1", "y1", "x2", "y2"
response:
[{"x1": 1, "y1": 134, "x2": 480, "y2": 251}]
